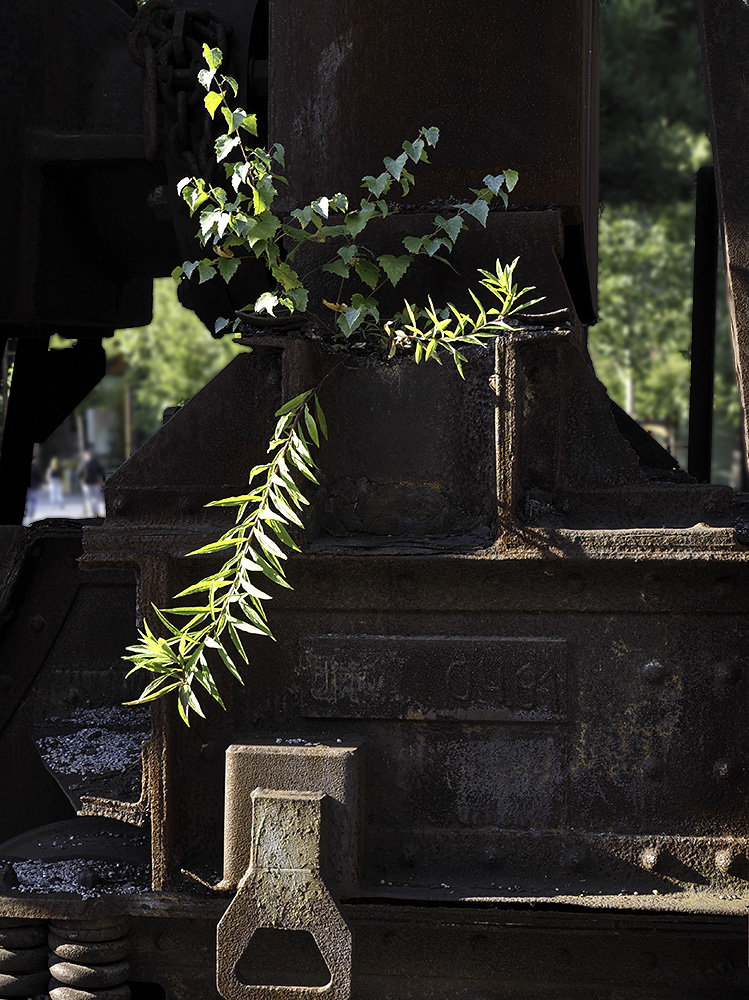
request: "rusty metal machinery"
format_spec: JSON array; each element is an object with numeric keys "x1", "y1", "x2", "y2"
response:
[{"x1": 0, "y1": 1, "x2": 749, "y2": 998}]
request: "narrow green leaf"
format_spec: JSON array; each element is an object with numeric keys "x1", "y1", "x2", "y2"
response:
[
  {"x1": 303, "y1": 408, "x2": 319, "y2": 446},
  {"x1": 275, "y1": 389, "x2": 313, "y2": 417},
  {"x1": 227, "y1": 622, "x2": 251, "y2": 662},
  {"x1": 313, "y1": 396, "x2": 328, "y2": 440}
]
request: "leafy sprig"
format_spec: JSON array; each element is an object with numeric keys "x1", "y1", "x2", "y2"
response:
[
  {"x1": 124, "y1": 380, "x2": 331, "y2": 725},
  {"x1": 125, "y1": 45, "x2": 543, "y2": 724},
  {"x1": 172, "y1": 45, "x2": 519, "y2": 340},
  {"x1": 383, "y1": 258, "x2": 544, "y2": 374}
]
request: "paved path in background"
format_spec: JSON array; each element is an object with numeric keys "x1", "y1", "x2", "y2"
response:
[{"x1": 23, "y1": 488, "x2": 92, "y2": 525}]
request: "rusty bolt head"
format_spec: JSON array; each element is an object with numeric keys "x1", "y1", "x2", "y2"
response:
[
  {"x1": 29, "y1": 614, "x2": 46, "y2": 634},
  {"x1": 640, "y1": 847, "x2": 659, "y2": 871},
  {"x1": 713, "y1": 758, "x2": 738, "y2": 782},
  {"x1": 640, "y1": 756, "x2": 663, "y2": 779},
  {"x1": 641, "y1": 660, "x2": 669, "y2": 684}
]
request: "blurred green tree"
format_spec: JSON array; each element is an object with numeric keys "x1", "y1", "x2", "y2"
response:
[
  {"x1": 593, "y1": 0, "x2": 740, "y2": 479},
  {"x1": 109, "y1": 277, "x2": 242, "y2": 441}
]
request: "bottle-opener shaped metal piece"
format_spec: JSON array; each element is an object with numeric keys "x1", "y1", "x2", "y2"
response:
[{"x1": 217, "y1": 788, "x2": 352, "y2": 1000}]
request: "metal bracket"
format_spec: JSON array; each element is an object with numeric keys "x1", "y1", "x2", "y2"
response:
[{"x1": 216, "y1": 788, "x2": 352, "y2": 1000}]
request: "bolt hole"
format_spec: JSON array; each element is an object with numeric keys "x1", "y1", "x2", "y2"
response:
[{"x1": 236, "y1": 928, "x2": 332, "y2": 988}]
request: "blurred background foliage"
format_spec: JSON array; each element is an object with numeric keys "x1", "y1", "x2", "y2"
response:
[{"x1": 592, "y1": 0, "x2": 741, "y2": 481}]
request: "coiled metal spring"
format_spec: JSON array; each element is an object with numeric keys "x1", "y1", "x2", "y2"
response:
[
  {"x1": 48, "y1": 918, "x2": 130, "y2": 1000},
  {"x1": 0, "y1": 918, "x2": 49, "y2": 999}
]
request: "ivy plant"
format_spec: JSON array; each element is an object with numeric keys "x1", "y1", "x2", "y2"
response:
[{"x1": 124, "y1": 44, "x2": 542, "y2": 724}]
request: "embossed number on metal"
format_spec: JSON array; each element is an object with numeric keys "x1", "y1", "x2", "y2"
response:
[{"x1": 300, "y1": 636, "x2": 568, "y2": 721}]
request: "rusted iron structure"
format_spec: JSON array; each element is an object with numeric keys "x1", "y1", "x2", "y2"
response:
[{"x1": 0, "y1": 1, "x2": 748, "y2": 997}]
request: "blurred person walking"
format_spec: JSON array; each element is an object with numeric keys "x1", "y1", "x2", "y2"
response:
[
  {"x1": 46, "y1": 456, "x2": 64, "y2": 507},
  {"x1": 25, "y1": 457, "x2": 42, "y2": 520},
  {"x1": 78, "y1": 450, "x2": 105, "y2": 517}
]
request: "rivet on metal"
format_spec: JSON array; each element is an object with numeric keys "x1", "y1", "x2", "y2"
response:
[
  {"x1": 640, "y1": 847, "x2": 659, "y2": 871},
  {"x1": 714, "y1": 847, "x2": 735, "y2": 872},
  {"x1": 28, "y1": 615, "x2": 46, "y2": 634},
  {"x1": 641, "y1": 660, "x2": 668, "y2": 684},
  {"x1": 640, "y1": 756, "x2": 663, "y2": 780},
  {"x1": 714, "y1": 660, "x2": 739, "y2": 684},
  {"x1": 713, "y1": 758, "x2": 737, "y2": 782}
]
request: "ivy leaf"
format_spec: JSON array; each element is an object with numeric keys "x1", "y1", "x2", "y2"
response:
[
  {"x1": 214, "y1": 316, "x2": 230, "y2": 335},
  {"x1": 204, "y1": 90, "x2": 222, "y2": 119},
  {"x1": 483, "y1": 173, "x2": 505, "y2": 196},
  {"x1": 354, "y1": 258, "x2": 381, "y2": 289},
  {"x1": 312, "y1": 196, "x2": 330, "y2": 219},
  {"x1": 291, "y1": 205, "x2": 315, "y2": 227},
  {"x1": 240, "y1": 114, "x2": 258, "y2": 136},
  {"x1": 222, "y1": 107, "x2": 249, "y2": 133},
  {"x1": 181, "y1": 260, "x2": 199, "y2": 279},
  {"x1": 200, "y1": 208, "x2": 221, "y2": 237},
  {"x1": 384, "y1": 152, "x2": 408, "y2": 181},
  {"x1": 198, "y1": 67, "x2": 216, "y2": 90},
  {"x1": 362, "y1": 172, "x2": 390, "y2": 197},
  {"x1": 215, "y1": 134, "x2": 241, "y2": 162},
  {"x1": 222, "y1": 74, "x2": 239, "y2": 97},
  {"x1": 403, "y1": 138, "x2": 425, "y2": 163},
  {"x1": 254, "y1": 291, "x2": 279, "y2": 315},
  {"x1": 378, "y1": 254, "x2": 412, "y2": 286},
  {"x1": 272, "y1": 260, "x2": 302, "y2": 290},
  {"x1": 198, "y1": 262, "x2": 216, "y2": 283},
  {"x1": 285, "y1": 286, "x2": 309, "y2": 312},
  {"x1": 403, "y1": 236, "x2": 424, "y2": 254},
  {"x1": 322, "y1": 259, "x2": 350, "y2": 279},
  {"x1": 461, "y1": 198, "x2": 490, "y2": 227},
  {"x1": 504, "y1": 168, "x2": 519, "y2": 192},
  {"x1": 337, "y1": 306, "x2": 363, "y2": 336},
  {"x1": 202, "y1": 44, "x2": 222, "y2": 71},
  {"x1": 435, "y1": 214, "x2": 464, "y2": 244},
  {"x1": 422, "y1": 238, "x2": 448, "y2": 257},
  {"x1": 422, "y1": 126, "x2": 440, "y2": 147},
  {"x1": 338, "y1": 245, "x2": 358, "y2": 265},
  {"x1": 351, "y1": 293, "x2": 379, "y2": 322},
  {"x1": 216, "y1": 257, "x2": 240, "y2": 283}
]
